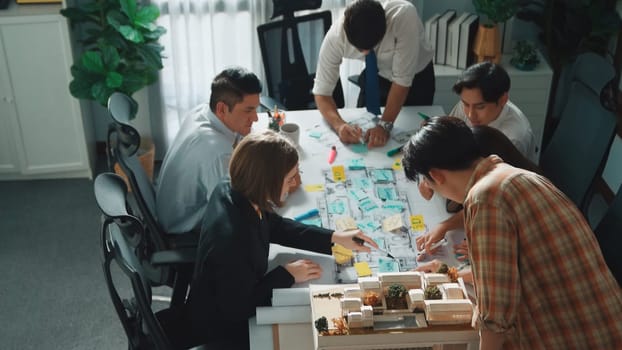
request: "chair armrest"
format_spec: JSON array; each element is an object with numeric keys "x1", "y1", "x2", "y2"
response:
[{"x1": 151, "y1": 247, "x2": 196, "y2": 266}]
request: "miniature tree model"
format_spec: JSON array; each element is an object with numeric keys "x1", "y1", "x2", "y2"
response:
[
  {"x1": 315, "y1": 316, "x2": 329, "y2": 334},
  {"x1": 424, "y1": 285, "x2": 443, "y2": 300},
  {"x1": 385, "y1": 284, "x2": 408, "y2": 309}
]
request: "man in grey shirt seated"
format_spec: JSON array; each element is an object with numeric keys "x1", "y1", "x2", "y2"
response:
[{"x1": 156, "y1": 67, "x2": 262, "y2": 234}]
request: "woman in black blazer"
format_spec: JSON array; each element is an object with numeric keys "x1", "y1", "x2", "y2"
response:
[{"x1": 185, "y1": 130, "x2": 376, "y2": 349}]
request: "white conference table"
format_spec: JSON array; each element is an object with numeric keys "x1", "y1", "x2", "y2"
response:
[{"x1": 248, "y1": 106, "x2": 478, "y2": 350}]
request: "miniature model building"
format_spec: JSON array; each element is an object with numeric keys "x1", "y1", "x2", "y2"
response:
[{"x1": 312, "y1": 272, "x2": 474, "y2": 334}]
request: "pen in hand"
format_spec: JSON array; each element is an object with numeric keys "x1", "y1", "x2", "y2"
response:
[{"x1": 352, "y1": 236, "x2": 395, "y2": 259}]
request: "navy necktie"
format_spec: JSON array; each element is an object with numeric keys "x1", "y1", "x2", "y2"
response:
[{"x1": 365, "y1": 50, "x2": 381, "y2": 116}]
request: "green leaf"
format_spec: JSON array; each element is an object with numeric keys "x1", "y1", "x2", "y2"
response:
[
  {"x1": 135, "y1": 5, "x2": 160, "y2": 27},
  {"x1": 120, "y1": 0, "x2": 137, "y2": 21},
  {"x1": 106, "y1": 72, "x2": 123, "y2": 89},
  {"x1": 136, "y1": 44, "x2": 164, "y2": 69},
  {"x1": 101, "y1": 45, "x2": 120, "y2": 70},
  {"x1": 119, "y1": 25, "x2": 144, "y2": 43},
  {"x1": 106, "y1": 10, "x2": 126, "y2": 31},
  {"x1": 69, "y1": 78, "x2": 96, "y2": 100},
  {"x1": 143, "y1": 26, "x2": 167, "y2": 41},
  {"x1": 81, "y1": 51, "x2": 105, "y2": 74},
  {"x1": 92, "y1": 81, "x2": 114, "y2": 106}
]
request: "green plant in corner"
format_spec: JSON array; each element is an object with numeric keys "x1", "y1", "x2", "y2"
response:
[
  {"x1": 472, "y1": 0, "x2": 518, "y2": 27},
  {"x1": 510, "y1": 40, "x2": 540, "y2": 70},
  {"x1": 61, "y1": 0, "x2": 166, "y2": 116}
]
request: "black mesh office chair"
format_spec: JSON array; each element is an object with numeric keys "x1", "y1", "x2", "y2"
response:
[
  {"x1": 106, "y1": 92, "x2": 197, "y2": 306},
  {"x1": 539, "y1": 53, "x2": 618, "y2": 214},
  {"x1": 95, "y1": 173, "x2": 201, "y2": 350},
  {"x1": 257, "y1": 7, "x2": 345, "y2": 110}
]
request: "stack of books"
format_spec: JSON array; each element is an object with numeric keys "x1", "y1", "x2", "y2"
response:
[{"x1": 425, "y1": 11, "x2": 514, "y2": 69}]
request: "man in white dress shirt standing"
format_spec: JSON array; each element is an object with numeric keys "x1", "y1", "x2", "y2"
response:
[
  {"x1": 313, "y1": 0, "x2": 434, "y2": 148},
  {"x1": 156, "y1": 67, "x2": 262, "y2": 235}
]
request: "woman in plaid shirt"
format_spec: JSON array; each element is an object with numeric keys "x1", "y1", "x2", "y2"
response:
[{"x1": 403, "y1": 116, "x2": 622, "y2": 349}]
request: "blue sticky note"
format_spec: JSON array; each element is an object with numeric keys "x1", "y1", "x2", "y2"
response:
[
  {"x1": 328, "y1": 200, "x2": 346, "y2": 215},
  {"x1": 308, "y1": 130, "x2": 322, "y2": 139},
  {"x1": 372, "y1": 237, "x2": 386, "y2": 249},
  {"x1": 382, "y1": 200, "x2": 405, "y2": 213},
  {"x1": 378, "y1": 258, "x2": 400, "y2": 272},
  {"x1": 359, "y1": 198, "x2": 378, "y2": 212},
  {"x1": 357, "y1": 218, "x2": 381, "y2": 233},
  {"x1": 348, "y1": 188, "x2": 368, "y2": 202},
  {"x1": 376, "y1": 186, "x2": 397, "y2": 201},
  {"x1": 348, "y1": 158, "x2": 366, "y2": 170},
  {"x1": 350, "y1": 143, "x2": 368, "y2": 154},
  {"x1": 352, "y1": 177, "x2": 372, "y2": 190},
  {"x1": 372, "y1": 169, "x2": 394, "y2": 183}
]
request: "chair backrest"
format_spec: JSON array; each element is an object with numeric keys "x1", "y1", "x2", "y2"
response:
[
  {"x1": 594, "y1": 184, "x2": 622, "y2": 286},
  {"x1": 106, "y1": 92, "x2": 141, "y2": 171},
  {"x1": 106, "y1": 93, "x2": 166, "y2": 250},
  {"x1": 95, "y1": 173, "x2": 173, "y2": 350},
  {"x1": 257, "y1": 10, "x2": 344, "y2": 110},
  {"x1": 95, "y1": 172, "x2": 171, "y2": 286},
  {"x1": 539, "y1": 53, "x2": 617, "y2": 212}
]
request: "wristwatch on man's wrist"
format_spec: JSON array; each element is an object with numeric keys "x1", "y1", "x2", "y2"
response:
[{"x1": 377, "y1": 120, "x2": 394, "y2": 133}]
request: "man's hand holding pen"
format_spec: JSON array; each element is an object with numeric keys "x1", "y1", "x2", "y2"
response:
[{"x1": 336, "y1": 123, "x2": 364, "y2": 144}]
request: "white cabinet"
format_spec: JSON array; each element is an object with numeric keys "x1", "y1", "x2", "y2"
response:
[
  {"x1": 433, "y1": 52, "x2": 553, "y2": 156},
  {"x1": 0, "y1": 2, "x2": 94, "y2": 180}
]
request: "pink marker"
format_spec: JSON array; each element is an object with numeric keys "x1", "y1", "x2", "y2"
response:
[{"x1": 328, "y1": 146, "x2": 337, "y2": 164}]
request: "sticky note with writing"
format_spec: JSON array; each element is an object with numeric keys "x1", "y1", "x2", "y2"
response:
[
  {"x1": 332, "y1": 165, "x2": 346, "y2": 182},
  {"x1": 410, "y1": 214, "x2": 425, "y2": 231}
]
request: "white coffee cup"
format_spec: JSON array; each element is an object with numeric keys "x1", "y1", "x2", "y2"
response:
[{"x1": 280, "y1": 123, "x2": 300, "y2": 147}]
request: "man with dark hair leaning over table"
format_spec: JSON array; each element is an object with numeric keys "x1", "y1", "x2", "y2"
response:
[
  {"x1": 155, "y1": 67, "x2": 262, "y2": 235},
  {"x1": 313, "y1": 0, "x2": 434, "y2": 148},
  {"x1": 403, "y1": 116, "x2": 622, "y2": 349}
]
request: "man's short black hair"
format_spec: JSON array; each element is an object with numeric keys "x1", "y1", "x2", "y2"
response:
[
  {"x1": 452, "y1": 62, "x2": 511, "y2": 103},
  {"x1": 209, "y1": 67, "x2": 262, "y2": 112},
  {"x1": 344, "y1": 0, "x2": 386, "y2": 50},
  {"x1": 403, "y1": 116, "x2": 480, "y2": 182}
]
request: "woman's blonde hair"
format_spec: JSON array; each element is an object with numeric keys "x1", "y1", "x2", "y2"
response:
[{"x1": 229, "y1": 130, "x2": 298, "y2": 211}]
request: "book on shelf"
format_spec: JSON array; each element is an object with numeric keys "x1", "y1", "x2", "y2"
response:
[
  {"x1": 424, "y1": 13, "x2": 441, "y2": 63},
  {"x1": 445, "y1": 12, "x2": 471, "y2": 68},
  {"x1": 457, "y1": 14, "x2": 479, "y2": 70},
  {"x1": 436, "y1": 10, "x2": 457, "y2": 65},
  {"x1": 502, "y1": 16, "x2": 515, "y2": 54}
]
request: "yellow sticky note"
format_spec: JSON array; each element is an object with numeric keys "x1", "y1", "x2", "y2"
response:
[
  {"x1": 354, "y1": 262, "x2": 373, "y2": 277},
  {"x1": 304, "y1": 184, "x2": 325, "y2": 192},
  {"x1": 410, "y1": 214, "x2": 425, "y2": 231},
  {"x1": 392, "y1": 158, "x2": 402, "y2": 170},
  {"x1": 332, "y1": 244, "x2": 353, "y2": 257},
  {"x1": 332, "y1": 165, "x2": 346, "y2": 182},
  {"x1": 332, "y1": 244, "x2": 353, "y2": 265}
]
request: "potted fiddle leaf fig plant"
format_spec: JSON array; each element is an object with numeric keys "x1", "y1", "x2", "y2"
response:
[
  {"x1": 60, "y1": 0, "x2": 166, "y2": 114},
  {"x1": 472, "y1": 0, "x2": 518, "y2": 63}
]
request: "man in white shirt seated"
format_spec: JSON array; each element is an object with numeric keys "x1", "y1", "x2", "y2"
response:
[
  {"x1": 449, "y1": 61, "x2": 538, "y2": 163},
  {"x1": 312, "y1": 0, "x2": 434, "y2": 148},
  {"x1": 155, "y1": 67, "x2": 262, "y2": 234}
]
